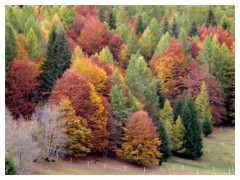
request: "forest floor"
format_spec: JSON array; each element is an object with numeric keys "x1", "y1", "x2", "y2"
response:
[{"x1": 34, "y1": 127, "x2": 235, "y2": 175}]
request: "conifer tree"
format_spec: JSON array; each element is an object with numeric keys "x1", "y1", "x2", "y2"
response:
[
  {"x1": 148, "y1": 17, "x2": 161, "y2": 44},
  {"x1": 98, "y1": 46, "x2": 114, "y2": 66},
  {"x1": 40, "y1": 27, "x2": 71, "y2": 97},
  {"x1": 178, "y1": 29, "x2": 188, "y2": 54},
  {"x1": 135, "y1": 15, "x2": 144, "y2": 34},
  {"x1": 126, "y1": 31, "x2": 139, "y2": 56},
  {"x1": 202, "y1": 117, "x2": 213, "y2": 137},
  {"x1": 220, "y1": 15, "x2": 230, "y2": 30},
  {"x1": 154, "y1": 32, "x2": 171, "y2": 57},
  {"x1": 108, "y1": 9, "x2": 116, "y2": 30},
  {"x1": 172, "y1": 116, "x2": 185, "y2": 154},
  {"x1": 60, "y1": 98, "x2": 92, "y2": 156},
  {"x1": 171, "y1": 17, "x2": 179, "y2": 38},
  {"x1": 58, "y1": 5, "x2": 76, "y2": 29},
  {"x1": 24, "y1": 28, "x2": 41, "y2": 60},
  {"x1": 189, "y1": 21, "x2": 198, "y2": 37},
  {"x1": 173, "y1": 91, "x2": 203, "y2": 158},
  {"x1": 5, "y1": 152, "x2": 18, "y2": 175},
  {"x1": 161, "y1": 16, "x2": 169, "y2": 35},
  {"x1": 114, "y1": 24, "x2": 129, "y2": 43},
  {"x1": 206, "y1": 8, "x2": 217, "y2": 27},
  {"x1": 160, "y1": 100, "x2": 174, "y2": 147},
  {"x1": 71, "y1": 45, "x2": 84, "y2": 62},
  {"x1": 139, "y1": 27, "x2": 155, "y2": 61},
  {"x1": 195, "y1": 81, "x2": 212, "y2": 127}
]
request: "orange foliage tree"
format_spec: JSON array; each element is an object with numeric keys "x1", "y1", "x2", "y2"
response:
[
  {"x1": 77, "y1": 16, "x2": 105, "y2": 55},
  {"x1": 71, "y1": 58, "x2": 108, "y2": 95},
  {"x1": 117, "y1": 111, "x2": 161, "y2": 165},
  {"x1": 6, "y1": 60, "x2": 40, "y2": 118},
  {"x1": 16, "y1": 34, "x2": 28, "y2": 60},
  {"x1": 150, "y1": 37, "x2": 188, "y2": 104},
  {"x1": 50, "y1": 70, "x2": 108, "y2": 152}
]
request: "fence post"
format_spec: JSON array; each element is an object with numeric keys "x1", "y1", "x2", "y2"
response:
[
  {"x1": 124, "y1": 166, "x2": 126, "y2": 171},
  {"x1": 229, "y1": 168, "x2": 231, "y2": 174},
  {"x1": 104, "y1": 162, "x2": 106, "y2": 168},
  {"x1": 144, "y1": 167, "x2": 146, "y2": 173},
  {"x1": 213, "y1": 166, "x2": 215, "y2": 171},
  {"x1": 197, "y1": 169, "x2": 199, "y2": 175},
  {"x1": 87, "y1": 161, "x2": 89, "y2": 166},
  {"x1": 70, "y1": 157, "x2": 72, "y2": 163},
  {"x1": 159, "y1": 166, "x2": 161, "y2": 171},
  {"x1": 173, "y1": 165, "x2": 175, "y2": 171},
  {"x1": 182, "y1": 165, "x2": 184, "y2": 171}
]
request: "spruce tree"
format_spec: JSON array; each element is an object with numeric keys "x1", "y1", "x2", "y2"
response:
[
  {"x1": 157, "y1": 120, "x2": 171, "y2": 163},
  {"x1": 173, "y1": 91, "x2": 203, "y2": 158},
  {"x1": 172, "y1": 116, "x2": 185, "y2": 154},
  {"x1": 135, "y1": 15, "x2": 144, "y2": 34},
  {"x1": 24, "y1": 27, "x2": 41, "y2": 60},
  {"x1": 98, "y1": 46, "x2": 114, "y2": 66},
  {"x1": 171, "y1": 17, "x2": 179, "y2": 38},
  {"x1": 154, "y1": 32, "x2": 171, "y2": 57},
  {"x1": 5, "y1": 152, "x2": 18, "y2": 175},
  {"x1": 206, "y1": 8, "x2": 217, "y2": 27},
  {"x1": 126, "y1": 31, "x2": 139, "y2": 56},
  {"x1": 202, "y1": 117, "x2": 213, "y2": 137},
  {"x1": 40, "y1": 27, "x2": 71, "y2": 97},
  {"x1": 156, "y1": 81, "x2": 166, "y2": 109},
  {"x1": 148, "y1": 17, "x2": 161, "y2": 44},
  {"x1": 220, "y1": 15, "x2": 230, "y2": 30},
  {"x1": 178, "y1": 28, "x2": 188, "y2": 54},
  {"x1": 108, "y1": 9, "x2": 116, "y2": 30},
  {"x1": 189, "y1": 21, "x2": 198, "y2": 37},
  {"x1": 195, "y1": 81, "x2": 212, "y2": 129},
  {"x1": 161, "y1": 16, "x2": 169, "y2": 35}
]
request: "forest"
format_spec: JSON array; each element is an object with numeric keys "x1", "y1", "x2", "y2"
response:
[{"x1": 5, "y1": 5, "x2": 235, "y2": 175}]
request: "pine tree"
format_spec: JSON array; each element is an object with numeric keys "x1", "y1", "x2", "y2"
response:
[
  {"x1": 157, "y1": 120, "x2": 171, "y2": 162},
  {"x1": 5, "y1": 152, "x2": 18, "y2": 175},
  {"x1": 202, "y1": 117, "x2": 213, "y2": 137},
  {"x1": 173, "y1": 91, "x2": 203, "y2": 158},
  {"x1": 148, "y1": 17, "x2": 161, "y2": 43},
  {"x1": 24, "y1": 27, "x2": 41, "y2": 60},
  {"x1": 220, "y1": 15, "x2": 230, "y2": 30},
  {"x1": 206, "y1": 8, "x2": 217, "y2": 27},
  {"x1": 72, "y1": 45, "x2": 84, "y2": 62},
  {"x1": 114, "y1": 24, "x2": 129, "y2": 43},
  {"x1": 40, "y1": 27, "x2": 71, "y2": 97},
  {"x1": 108, "y1": 9, "x2": 116, "y2": 30},
  {"x1": 172, "y1": 116, "x2": 185, "y2": 154},
  {"x1": 58, "y1": 5, "x2": 76, "y2": 29},
  {"x1": 178, "y1": 28, "x2": 188, "y2": 54},
  {"x1": 98, "y1": 46, "x2": 114, "y2": 66},
  {"x1": 160, "y1": 100, "x2": 174, "y2": 147},
  {"x1": 195, "y1": 81, "x2": 212, "y2": 128},
  {"x1": 161, "y1": 16, "x2": 169, "y2": 35},
  {"x1": 171, "y1": 17, "x2": 179, "y2": 38},
  {"x1": 139, "y1": 27, "x2": 155, "y2": 61},
  {"x1": 189, "y1": 21, "x2": 198, "y2": 37},
  {"x1": 135, "y1": 15, "x2": 144, "y2": 34},
  {"x1": 154, "y1": 32, "x2": 171, "y2": 57},
  {"x1": 60, "y1": 98, "x2": 92, "y2": 157},
  {"x1": 126, "y1": 31, "x2": 139, "y2": 56}
]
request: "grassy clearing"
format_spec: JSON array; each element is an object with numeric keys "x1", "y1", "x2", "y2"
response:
[{"x1": 34, "y1": 127, "x2": 235, "y2": 175}]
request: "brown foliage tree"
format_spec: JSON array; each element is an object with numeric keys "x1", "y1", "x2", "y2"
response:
[
  {"x1": 6, "y1": 60, "x2": 40, "y2": 118},
  {"x1": 77, "y1": 16, "x2": 105, "y2": 55},
  {"x1": 117, "y1": 111, "x2": 161, "y2": 165}
]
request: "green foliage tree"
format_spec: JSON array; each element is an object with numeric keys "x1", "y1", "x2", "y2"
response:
[
  {"x1": 40, "y1": 27, "x2": 71, "y2": 97},
  {"x1": 126, "y1": 31, "x2": 139, "y2": 56},
  {"x1": 154, "y1": 32, "x2": 171, "y2": 57},
  {"x1": 206, "y1": 8, "x2": 217, "y2": 27},
  {"x1": 6, "y1": 6, "x2": 22, "y2": 33},
  {"x1": 189, "y1": 21, "x2": 198, "y2": 37},
  {"x1": 148, "y1": 17, "x2": 161, "y2": 43},
  {"x1": 172, "y1": 116, "x2": 185, "y2": 154},
  {"x1": 126, "y1": 53, "x2": 159, "y2": 121},
  {"x1": 202, "y1": 117, "x2": 213, "y2": 137},
  {"x1": 24, "y1": 27, "x2": 41, "y2": 60},
  {"x1": 195, "y1": 81, "x2": 212, "y2": 128},
  {"x1": 58, "y1": 5, "x2": 76, "y2": 29},
  {"x1": 161, "y1": 16, "x2": 169, "y2": 35},
  {"x1": 135, "y1": 15, "x2": 144, "y2": 34},
  {"x1": 178, "y1": 28, "x2": 189, "y2": 54},
  {"x1": 114, "y1": 24, "x2": 128, "y2": 43},
  {"x1": 220, "y1": 15, "x2": 231, "y2": 30},
  {"x1": 171, "y1": 17, "x2": 179, "y2": 38},
  {"x1": 23, "y1": 15, "x2": 41, "y2": 39},
  {"x1": 173, "y1": 91, "x2": 203, "y2": 158},
  {"x1": 108, "y1": 9, "x2": 116, "y2": 30},
  {"x1": 5, "y1": 152, "x2": 18, "y2": 175},
  {"x1": 98, "y1": 46, "x2": 114, "y2": 66},
  {"x1": 72, "y1": 45, "x2": 84, "y2": 62},
  {"x1": 139, "y1": 27, "x2": 155, "y2": 61}
]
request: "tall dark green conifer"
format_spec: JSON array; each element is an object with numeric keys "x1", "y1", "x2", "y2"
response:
[
  {"x1": 206, "y1": 8, "x2": 217, "y2": 27},
  {"x1": 171, "y1": 17, "x2": 178, "y2": 38},
  {"x1": 189, "y1": 21, "x2": 198, "y2": 37},
  {"x1": 162, "y1": 16, "x2": 169, "y2": 35},
  {"x1": 108, "y1": 10, "x2": 116, "y2": 30},
  {"x1": 40, "y1": 26, "x2": 71, "y2": 98},
  {"x1": 5, "y1": 152, "x2": 18, "y2": 175},
  {"x1": 135, "y1": 15, "x2": 144, "y2": 34},
  {"x1": 173, "y1": 91, "x2": 203, "y2": 158}
]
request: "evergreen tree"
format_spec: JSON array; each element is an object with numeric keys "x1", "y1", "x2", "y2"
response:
[
  {"x1": 157, "y1": 120, "x2": 171, "y2": 162},
  {"x1": 148, "y1": 17, "x2": 161, "y2": 44},
  {"x1": 6, "y1": 6, "x2": 22, "y2": 33},
  {"x1": 126, "y1": 53, "x2": 160, "y2": 121},
  {"x1": 58, "y1": 5, "x2": 76, "y2": 29},
  {"x1": 178, "y1": 28, "x2": 188, "y2": 54},
  {"x1": 220, "y1": 15, "x2": 230, "y2": 30},
  {"x1": 40, "y1": 27, "x2": 71, "y2": 97},
  {"x1": 189, "y1": 21, "x2": 198, "y2": 37},
  {"x1": 202, "y1": 117, "x2": 213, "y2": 137},
  {"x1": 195, "y1": 81, "x2": 212, "y2": 129},
  {"x1": 108, "y1": 9, "x2": 116, "y2": 30},
  {"x1": 98, "y1": 46, "x2": 114, "y2": 66},
  {"x1": 98, "y1": 6, "x2": 105, "y2": 22},
  {"x1": 24, "y1": 27, "x2": 41, "y2": 60},
  {"x1": 5, "y1": 152, "x2": 18, "y2": 175},
  {"x1": 171, "y1": 17, "x2": 179, "y2": 38},
  {"x1": 156, "y1": 81, "x2": 166, "y2": 109},
  {"x1": 126, "y1": 31, "x2": 139, "y2": 56},
  {"x1": 114, "y1": 24, "x2": 128, "y2": 43},
  {"x1": 173, "y1": 91, "x2": 203, "y2": 158},
  {"x1": 5, "y1": 22, "x2": 17, "y2": 74},
  {"x1": 160, "y1": 99, "x2": 174, "y2": 147},
  {"x1": 172, "y1": 116, "x2": 185, "y2": 154},
  {"x1": 161, "y1": 16, "x2": 169, "y2": 35},
  {"x1": 72, "y1": 45, "x2": 84, "y2": 62},
  {"x1": 135, "y1": 15, "x2": 144, "y2": 34},
  {"x1": 139, "y1": 27, "x2": 155, "y2": 61},
  {"x1": 206, "y1": 8, "x2": 217, "y2": 27},
  {"x1": 154, "y1": 32, "x2": 171, "y2": 57}
]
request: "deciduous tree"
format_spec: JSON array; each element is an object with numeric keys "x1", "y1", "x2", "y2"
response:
[{"x1": 172, "y1": 116, "x2": 185, "y2": 154}]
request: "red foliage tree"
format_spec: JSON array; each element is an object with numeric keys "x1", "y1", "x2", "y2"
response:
[
  {"x1": 183, "y1": 66, "x2": 227, "y2": 123},
  {"x1": 6, "y1": 60, "x2": 40, "y2": 119},
  {"x1": 73, "y1": 5, "x2": 98, "y2": 17},
  {"x1": 67, "y1": 37, "x2": 77, "y2": 54},
  {"x1": 189, "y1": 42, "x2": 199, "y2": 59},
  {"x1": 77, "y1": 16, "x2": 105, "y2": 55},
  {"x1": 50, "y1": 70, "x2": 108, "y2": 152},
  {"x1": 117, "y1": 111, "x2": 161, "y2": 165}
]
